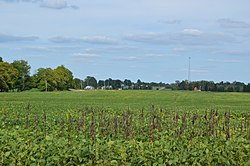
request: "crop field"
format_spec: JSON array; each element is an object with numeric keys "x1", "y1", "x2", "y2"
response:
[{"x1": 0, "y1": 90, "x2": 250, "y2": 165}]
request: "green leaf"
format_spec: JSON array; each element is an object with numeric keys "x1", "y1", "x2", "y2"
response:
[
  {"x1": 5, "y1": 151, "x2": 11, "y2": 157},
  {"x1": 111, "y1": 160, "x2": 118, "y2": 166}
]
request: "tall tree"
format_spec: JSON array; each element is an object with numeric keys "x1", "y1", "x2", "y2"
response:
[
  {"x1": 11, "y1": 60, "x2": 31, "y2": 91},
  {"x1": 54, "y1": 65, "x2": 73, "y2": 90},
  {"x1": 36, "y1": 68, "x2": 57, "y2": 91},
  {"x1": 72, "y1": 78, "x2": 84, "y2": 89},
  {"x1": 0, "y1": 62, "x2": 18, "y2": 92},
  {"x1": 98, "y1": 80, "x2": 105, "y2": 88},
  {"x1": 0, "y1": 57, "x2": 3, "y2": 62},
  {"x1": 84, "y1": 76, "x2": 97, "y2": 88},
  {"x1": 124, "y1": 79, "x2": 132, "y2": 86},
  {"x1": 113, "y1": 79, "x2": 122, "y2": 89}
]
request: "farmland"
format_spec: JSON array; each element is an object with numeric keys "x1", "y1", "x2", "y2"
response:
[{"x1": 0, "y1": 90, "x2": 250, "y2": 165}]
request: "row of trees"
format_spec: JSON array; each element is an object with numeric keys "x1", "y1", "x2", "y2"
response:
[
  {"x1": 0, "y1": 57, "x2": 99, "y2": 92},
  {"x1": 0, "y1": 57, "x2": 73, "y2": 92},
  {"x1": 171, "y1": 80, "x2": 250, "y2": 92},
  {"x1": 0, "y1": 57, "x2": 250, "y2": 92},
  {"x1": 0, "y1": 58, "x2": 28, "y2": 92}
]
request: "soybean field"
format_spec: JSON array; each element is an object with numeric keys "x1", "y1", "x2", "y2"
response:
[{"x1": 0, "y1": 91, "x2": 250, "y2": 165}]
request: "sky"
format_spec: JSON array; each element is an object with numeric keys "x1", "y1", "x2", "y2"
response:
[{"x1": 0, "y1": 0, "x2": 250, "y2": 83}]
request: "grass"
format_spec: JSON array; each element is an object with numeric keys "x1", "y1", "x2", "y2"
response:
[{"x1": 1, "y1": 90, "x2": 250, "y2": 113}]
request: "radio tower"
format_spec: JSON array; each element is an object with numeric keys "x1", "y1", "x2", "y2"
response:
[{"x1": 188, "y1": 57, "x2": 191, "y2": 82}]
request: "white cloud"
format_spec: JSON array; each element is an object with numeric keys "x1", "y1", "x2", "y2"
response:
[
  {"x1": 73, "y1": 53, "x2": 98, "y2": 57},
  {"x1": 223, "y1": 60, "x2": 241, "y2": 63},
  {"x1": 183, "y1": 28, "x2": 202, "y2": 36},
  {"x1": 212, "y1": 49, "x2": 250, "y2": 56},
  {"x1": 40, "y1": 0, "x2": 67, "y2": 9},
  {"x1": 0, "y1": 32, "x2": 38, "y2": 42},
  {"x1": 181, "y1": 68, "x2": 209, "y2": 76},
  {"x1": 40, "y1": 0, "x2": 78, "y2": 9},
  {"x1": 217, "y1": 18, "x2": 250, "y2": 29},
  {"x1": 50, "y1": 36, "x2": 118, "y2": 45},
  {"x1": 208, "y1": 59, "x2": 241, "y2": 63},
  {"x1": 172, "y1": 47, "x2": 187, "y2": 52},
  {"x1": 72, "y1": 58, "x2": 96, "y2": 63},
  {"x1": 0, "y1": 0, "x2": 40, "y2": 2},
  {"x1": 12, "y1": 45, "x2": 84, "y2": 52},
  {"x1": 125, "y1": 30, "x2": 236, "y2": 45},
  {"x1": 14, "y1": 46, "x2": 51, "y2": 51},
  {"x1": 1, "y1": 0, "x2": 79, "y2": 9},
  {"x1": 145, "y1": 54, "x2": 177, "y2": 58},
  {"x1": 159, "y1": 19, "x2": 181, "y2": 24},
  {"x1": 72, "y1": 53, "x2": 99, "y2": 64},
  {"x1": 114, "y1": 56, "x2": 142, "y2": 61},
  {"x1": 191, "y1": 69, "x2": 209, "y2": 73},
  {"x1": 113, "y1": 53, "x2": 177, "y2": 62}
]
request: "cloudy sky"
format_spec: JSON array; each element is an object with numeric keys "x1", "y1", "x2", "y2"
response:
[{"x1": 1, "y1": 0, "x2": 250, "y2": 83}]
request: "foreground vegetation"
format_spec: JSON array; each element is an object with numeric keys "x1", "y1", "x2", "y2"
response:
[{"x1": 0, "y1": 91, "x2": 250, "y2": 165}]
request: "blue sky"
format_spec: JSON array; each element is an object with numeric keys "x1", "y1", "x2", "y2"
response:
[{"x1": 0, "y1": 0, "x2": 250, "y2": 83}]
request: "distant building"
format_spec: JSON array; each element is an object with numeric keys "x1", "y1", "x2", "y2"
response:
[
  {"x1": 193, "y1": 87, "x2": 201, "y2": 91},
  {"x1": 84, "y1": 86, "x2": 95, "y2": 90},
  {"x1": 121, "y1": 84, "x2": 129, "y2": 90},
  {"x1": 152, "y1": 86, "x2": 165, "y2": 90},
  {"x1": 101, "y1": 86, "x2": 112, "y2": 90}
]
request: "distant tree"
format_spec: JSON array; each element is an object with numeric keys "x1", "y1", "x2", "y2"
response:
[
  {"x1": 0, "y1": 57, "x2": 3, "y2": 62},
  {"x1": 25, "y1": 75, "x2": 37, "y2": 90},
  {"x1": 0, "y1": 62, "x2": 18, "y2": 92},
  {"x1": 136, "y1": 79, "x2": 142, "y2": 89},
  {"x1": 84, "y1": 76, "x2": 97, "y2": 88},
  {"x1": 232, "y1": 81, "x2": 245, "y2": 92},
  {"x1": 243, "y1": 83, "x2": 250, "y2": 92},
  {"x1": 72, "y1": 78, "x2": 83, "y2": 89},
  {"x1": 98, "y1": 80, "x2": 105, "y2": 88},
  {"x1": 54, "y1": 65, "x2": 73, "y2": 90},
  {"x1": 113, "y1": 79, "x2": 122, "y2": 89},
  {"x1": 104, "y1": 78, "x2": 113, "y2": 89},
  {"x1": 11, "y1": 60, "x2": 31, "y2": 91},
  {"x1": 179, "y1": 80, "x2": 189, "y2": 90},
  {"x1": 137, "y1": 79, "x2": 142, "y2": 85},
  {"x1": 124, "y1": 79, "x2": 132, "y2": 86},
  {"x1": 36, "y1": 68, "x2": 57, "y2": 91}
]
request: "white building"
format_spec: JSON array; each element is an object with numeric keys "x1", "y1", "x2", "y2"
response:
[{"x1": 84, "y1": 86, "x2": 95, "y2": 90}]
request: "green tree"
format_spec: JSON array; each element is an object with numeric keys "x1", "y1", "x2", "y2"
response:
[
  {"x1": 36, "y1": 68, "x2": 57, "y2": 91},
  {"x1": 72, "y1": 78, "x2": 84, "y2": 89},
  {"x1": 84, "y1": 76, "x2": 97, "y2": 88},
  {"x1": 124, "y1": 79, "x2": 132, "y2": 86},
  {"x1": 11, "y1": 60, "x2": 31, "y2": 91},
  {"x1": 25, "y1": 75, "x2": 37, "y2": 90},
  {"x1": 54, "y1": 65, "x2": 73, "y2": 90},
  {"x1": 0, "y1": 57, "x2": 3, "y2": 62},
  {"x1": 98, "y1": 80, "x2": 105, "y2": 88},
  {"x1": 105, "y1": 78, "x2": 113, "y2": 89},
  {"x1": 0, "y1": 62, "x2": 18, "y2": 92},
  {"x1": 113, "y1": 79, "x2": 122, "y2": 89}
]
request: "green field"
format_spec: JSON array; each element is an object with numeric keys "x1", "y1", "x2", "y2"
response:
[
  {"x1": 0, "y1": 91, "x2": 250, "y2": 165},
  {"x1": 1, "y1": 90, "x2": 250, "y2": 112}
]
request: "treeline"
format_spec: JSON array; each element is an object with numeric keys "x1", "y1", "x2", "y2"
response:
[
  {"x1": 171, "y1": 80, "x2": 250, "y2": 92},
  {"x1": 0, "y1": 57, "x2": 250, "y2": 92}
]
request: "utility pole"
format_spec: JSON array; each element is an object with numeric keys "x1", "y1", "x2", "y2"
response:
[
  {"x1": 45, "y1": 79, "x2": 48, "y2": 92},
  {"x1": 188, "y1": 57, "x2": 191, "y2": 82},
  {"x1": 104, "y1": 79, "x2": 106, "y2": 90},
  {"x1": 44, "y1": 73, "x2": 48, "y2": 92}
]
